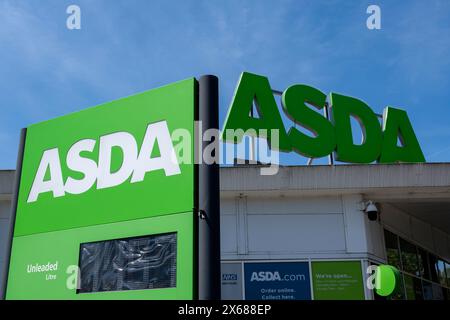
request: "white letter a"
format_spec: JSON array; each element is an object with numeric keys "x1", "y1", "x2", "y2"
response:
[
  {"x1": 28, "y1": 148, "x2": 65, "y2": 203},
  {"x1": 131, "y1": 121, "x2": 181, "y2": 183}
]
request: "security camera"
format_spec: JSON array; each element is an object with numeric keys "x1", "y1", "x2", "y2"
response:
[{"x1": 365, "y1": 201, "x2": 379, "y2": 221}]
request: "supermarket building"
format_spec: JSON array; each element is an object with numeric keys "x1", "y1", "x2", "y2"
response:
[{"x1": 0, "y1": 162, "x2": 449, "y2": 300}]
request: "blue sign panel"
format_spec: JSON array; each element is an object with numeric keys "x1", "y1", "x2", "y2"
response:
[{"x1": 244, "y1": 262, "x2": 311, "y2": 300}]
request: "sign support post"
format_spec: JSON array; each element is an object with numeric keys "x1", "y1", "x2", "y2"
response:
[{"x1": 198, "y1": 75, "x2": 221, "y2": 300}]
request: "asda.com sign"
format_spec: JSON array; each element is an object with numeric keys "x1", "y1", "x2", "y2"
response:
[
  {"x1": 244, "y1": 262, "x2": 311, "y2": 300},
  {"x1": 250, "y1": 271, "x2": 306, "y2": 282}
]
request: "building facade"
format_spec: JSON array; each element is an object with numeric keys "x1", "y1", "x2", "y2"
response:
[
  {"x1": 1, "y1": 164, "x2": 449, "y2": 299},
  {"x1": 220, "y1": 163, "x2": 450, "y2": 300}
]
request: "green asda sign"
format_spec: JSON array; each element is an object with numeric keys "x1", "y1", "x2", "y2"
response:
[
  {"x1": 3, "y1": 77, "x2": 221, "y2": 300},
  {"x1": 26, "y1": 120, "x2": 181, "y2": 203},
  {"x1": 222, "y1": 72, "x2": 425, "y2": 163},
  {"x1": 312, "y1": 261, "x2": 365, "y2": 300}
]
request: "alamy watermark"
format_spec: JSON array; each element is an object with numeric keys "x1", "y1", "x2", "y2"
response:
[
  {"x1": 366, "y1": 264, "x2": 399, "y2": 297},
  {"x1": 66, "y1": 4, "x2": 81, "y2": 30},
  {"x1": 366, "y1": 5, "x2": 381, "y2": 30},
  {"x1": 172, "y1": 122, "x2": 280, "y2": 175}
]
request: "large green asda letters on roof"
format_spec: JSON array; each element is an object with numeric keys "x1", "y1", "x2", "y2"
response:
[
  {"x1": 6, "y1": 78, "x2": 197, "y2": 299},
  {"x1": 221, "y1": 72, "x2": 425, "y2": 163}
]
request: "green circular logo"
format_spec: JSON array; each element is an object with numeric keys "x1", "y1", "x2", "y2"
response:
[{"x1": 375, "y1": 265, "x2": 400, "y2": 297}]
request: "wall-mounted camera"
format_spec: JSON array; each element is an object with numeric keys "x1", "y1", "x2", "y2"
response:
[{"x1": 364, "y1": 201, "x2": 379, "y2": 221}]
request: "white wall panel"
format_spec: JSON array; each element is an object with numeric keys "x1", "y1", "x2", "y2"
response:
[
  {"x1": 432, "y1": 228, "x2": 449, "y2": 260},
  {"x1": 0, "y1": 219, "x2": 8, "y2": 262},
  {"x1": 221, "y1": 214, "x2": 237, "y2": 254},
  {"x1": 366, "y1": 220, "x2": 385, "y2": 261},
  {"x1": 381, "y1": 203, "x2": 412, "y2": 240},
  {"x1": 0, "y1": 201, "x2": 11, "y2": 219},
  {"x1": 0, "y1": 261, "x2": 4, "y2": 290},
  {"x1": 247, "y1": 213, "x2": 346, "y2": 253},
  {"x1": 411, "y1": 218, "x2": 434, "y2": 252},
  {"x1": 246, "y1": 196, "x2": 343, "y2": 215},
  {"x1": 221, "y1": 198, "x2": 235, "y2": 215},
  {"x1": 342, "y1": 195, "x2": 367, "y2": 254}
]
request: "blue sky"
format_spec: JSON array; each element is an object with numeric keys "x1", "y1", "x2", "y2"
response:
[{"x1": 0, "y1": 0, "x2": 450, "y2": 168}]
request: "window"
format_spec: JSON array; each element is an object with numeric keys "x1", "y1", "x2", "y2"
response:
[
  {"x1": 384, "y1": 230, "x2": 401, "y2": 270},
  {"x1": 446, "y1": 262, "x2": 450, "y2": 287},
  {"x1": 78, "y1": 233, "x2": 177, "y2": 293},
  {"x1": 431, "y1": 283, "x2": 445, "y2": 300},
  {"x1": 399, "y1": 238, "x2": 420, "y2": 277},
  {"x1": 403, "y1": 274, "x2": 423, "y2": 300},
  {"x1": 417, "y1": 248, "x2": 431, "y2": 280},
  {"x1": 422, "y1": 280, "x2": 433, "y2": 300},
  {"x1": 382, "y1": 228, "x2": 450, "y2": 301},
  {"x1": 428, "y1": 254, "x2": 439, "y2": 283},
  {"x1": 388, "y1": 273, "x2": 405, "y2": 300},
  {"x1": 437, "y1": 259, "x2": 447, "y2": 287}
]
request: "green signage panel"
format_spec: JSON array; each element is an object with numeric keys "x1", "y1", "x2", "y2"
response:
[
  {"x1": 6, "y1": 78, "x2": 198, "y2": 299},
  {"x1": 311, "y1": 261, "x2": 365, "y2": 300},
  {"x1": 7, "y1": 212, "x2": 193, "y2": 299},
  {"x1": 16, "y1": 78, "x2": 196, "y2": 236},
  {"x1": 222, "y1": 71, "x2": 425, "y2": 164}
]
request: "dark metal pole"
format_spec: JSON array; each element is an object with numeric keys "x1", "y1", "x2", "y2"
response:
[
  {"x1": 0, "y1": 128, "x2": 27, "y2": 300},
  {"x1": 198, "y1": 75, "x2": 221, "y2": 300}
]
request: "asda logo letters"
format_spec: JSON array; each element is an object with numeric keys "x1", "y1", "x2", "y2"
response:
[
  {"x1": 27, "y1": 121, "x2": 180, "y2": 203},
  {"x1": 250, "y1": 271, "x2": 306, "y2": 282},
  {"x1": 222, "y1": 72, "x2": 425, "y2": 163}
]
